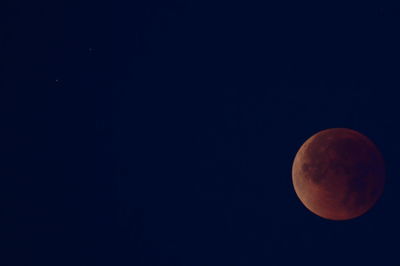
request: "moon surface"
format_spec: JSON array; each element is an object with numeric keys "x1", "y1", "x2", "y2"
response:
[{"x1": 292, "y1": 128, "x2": 385, "y2": 220}]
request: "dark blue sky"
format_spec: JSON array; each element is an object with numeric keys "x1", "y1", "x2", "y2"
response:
[{"x1": 2, "y1": 1, "x2": 400, "y2": 265}]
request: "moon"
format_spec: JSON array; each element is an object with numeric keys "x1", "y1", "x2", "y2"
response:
[{"x1": 292, "y1": 128, "x2": 385, "y2": 220}]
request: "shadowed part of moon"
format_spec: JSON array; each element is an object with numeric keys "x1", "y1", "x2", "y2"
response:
[{"x1": 292, "y1": 128, "x2": 385, "y2": 221}]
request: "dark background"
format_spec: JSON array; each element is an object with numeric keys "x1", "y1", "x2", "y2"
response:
[{"x1": 2, "y1": 1, "x2": 400, "y2": 265}]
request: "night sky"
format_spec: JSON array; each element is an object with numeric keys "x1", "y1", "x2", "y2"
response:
[{"x1": 3, "y1": 1, "x2": 400, "y2": 266}]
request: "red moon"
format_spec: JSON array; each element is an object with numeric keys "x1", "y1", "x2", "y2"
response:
[{"x1": 292, "y1": 128, "x2": 385, "y2": 220}]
